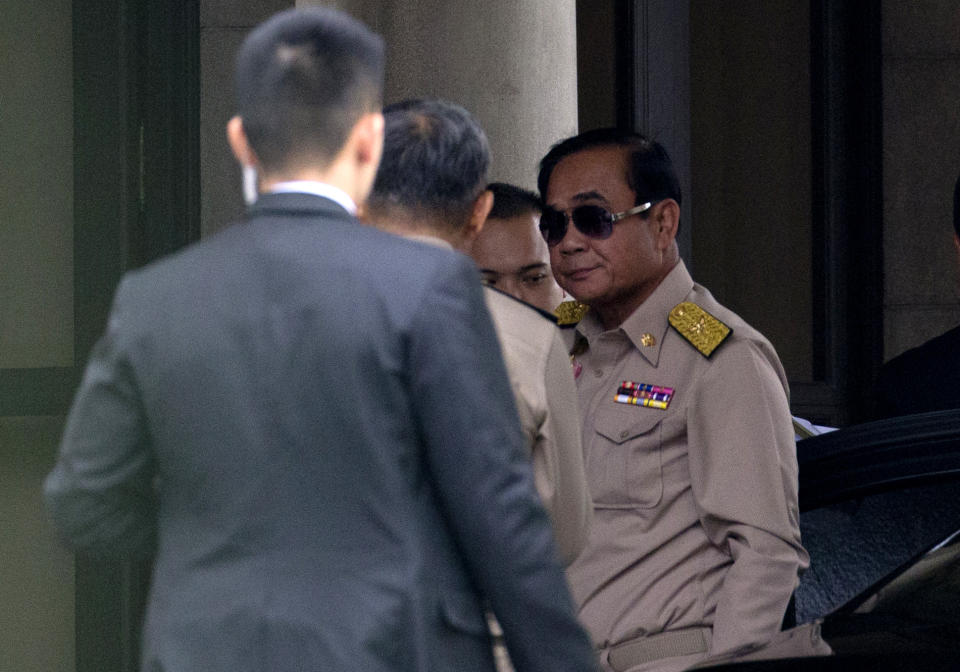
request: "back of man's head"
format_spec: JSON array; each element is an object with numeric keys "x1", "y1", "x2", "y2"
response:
[
  {"x1": 234, "y1": 8, "x2": 384, "y2": 175},
  {"x1": 368, "y1": 98, "x2": 490, "y2": 233},
  {"x1": 538, "y1": 128, "x2": 682, "y2": 210}
]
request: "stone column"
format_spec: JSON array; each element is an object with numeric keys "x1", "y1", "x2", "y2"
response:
[{"x1": 302, "y1": 0, "x2": 579, "y2": 190}]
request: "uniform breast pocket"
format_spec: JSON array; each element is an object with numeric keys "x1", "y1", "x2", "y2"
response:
[{"x1": 588, "y1": 405, "x2": 664, "y2": 509}]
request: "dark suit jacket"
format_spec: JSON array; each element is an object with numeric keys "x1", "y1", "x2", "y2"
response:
[
  {"x1": 45, "y1": 193, "x2": 595, "y2": 672},
  {"x1": 876, "y1": 324, "x2": 960, "y2": 418}
]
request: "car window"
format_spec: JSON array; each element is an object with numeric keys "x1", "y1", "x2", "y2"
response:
[{"x1": 796, "y1": 480, "x2": 960, "y2": 622}]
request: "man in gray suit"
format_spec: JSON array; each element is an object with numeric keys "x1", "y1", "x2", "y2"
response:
[
  {"x1": 364, "y1": 98, "x2": 591, "y2": 566},
  {"x1": 44, "y1": 8, "x2": 595, "y2": 672},
  {"x1": 363, "y1": 96, "x2": 593, "y2": 672}
]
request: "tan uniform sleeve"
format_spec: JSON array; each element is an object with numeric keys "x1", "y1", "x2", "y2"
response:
[
  {"x1": 531, "y1": 328, "x2": 592, "y2": 565},
  {"x1": 687, "y1": 338, "x2": 808, "y2": 656}
]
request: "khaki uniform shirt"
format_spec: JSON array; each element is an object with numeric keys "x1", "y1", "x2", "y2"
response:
[
  {"x1": 405, "y1": 235, "x2": 591, "y2": 564},
  {"x1": 485, "y1": 287, "x2": 592, "y2": 564},
  {"x1": 566, "y1": 261, "x2": 807, "y2": 660}
]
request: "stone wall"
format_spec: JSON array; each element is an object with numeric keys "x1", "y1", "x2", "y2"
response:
[{"x1": 882, "y1": 1, "x2": 960, "y2": 359}]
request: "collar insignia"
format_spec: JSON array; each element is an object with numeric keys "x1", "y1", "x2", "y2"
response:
[{"x1": 554, "y1": 300, "x2": 589, "y2": 326}]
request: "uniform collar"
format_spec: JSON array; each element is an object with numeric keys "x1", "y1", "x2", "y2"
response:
[{"x1": 575, "y1": 260, "x2": 694, "y2": 367}]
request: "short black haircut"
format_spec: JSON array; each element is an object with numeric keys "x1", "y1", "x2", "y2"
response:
[
  {"x1": 368, "y1": 98, "x2": 490, "y2": 230},
  {"x1": 488, "y1": 182, "x2": 541, "y2": 220},
  {"x1": 234, "y1": 7, "x2": 384, "y2": 173},
  {"x1": 954, "y1": 169, "x2": 960, "y2": 238},
  {"x1": 538, "y1": 128, "x2": 682, "y2": 210}
]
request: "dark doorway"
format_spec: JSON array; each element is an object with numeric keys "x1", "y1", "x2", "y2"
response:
[{"x1": 72, "y1": 1, "x2": 200, "y2": 670}]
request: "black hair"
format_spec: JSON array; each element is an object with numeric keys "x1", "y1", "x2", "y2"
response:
[
  {"x1": 368, "y1": 98, "x2": 490, "y2": 229},
  {"x1": 487, "y1": 182, "x2": 541, "y2": 220},
  {"x1": 234, "y1": 7, "x2": 384, "y2": 173},
  {"x1": 954, "y1": 169, "x2": 960, "y2": 239},
  {"x1": 537, "y1": 128, "x2": 682, "y2": 210}
]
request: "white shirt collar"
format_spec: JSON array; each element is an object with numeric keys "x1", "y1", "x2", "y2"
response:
[{"x1": 267, "y1": 181, "x2": 357, "y2": 215}]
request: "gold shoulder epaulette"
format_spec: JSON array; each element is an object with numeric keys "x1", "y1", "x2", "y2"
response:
[
  {"x1": 554, "y1": 300, "x2": 589, "y2": 326},
  {"x1": 668, "y1": 301, "x2": 731, "y2": 358}
]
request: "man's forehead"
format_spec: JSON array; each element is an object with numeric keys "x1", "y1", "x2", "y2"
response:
[
  {"x1": 546, "y1": 188, "x2": 615, "y2": 208},
  {"x1": 570, "y1": 190, "x2": 607, "y2": 203},
  {"x1": 547, "y1": 146, "x2": 633, "y2": 200},
  {"x1": 487, "y1": 211, "x2": 539, "y2": 227}
]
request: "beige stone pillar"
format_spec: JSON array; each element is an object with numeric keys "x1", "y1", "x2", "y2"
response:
[{"x1": 301, "y1": 0, "x2": 579, "y2": 190}]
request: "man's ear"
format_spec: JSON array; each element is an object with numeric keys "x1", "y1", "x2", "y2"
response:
[
  {"x1": 652, "y1": 198, "x2": 680, "y2": 249},
  {"x1": 227, "y1": 116, "x2": 258, "y2": 167},
  {"x1": 465, "y1": 189, "x2": 494, "y2": 244},
  {"x1": 348, "y1": 111, "x2": 385, "y2": 205},
  {"x1": 351, "y1": 111, "x2": 384, "y2": 168}
]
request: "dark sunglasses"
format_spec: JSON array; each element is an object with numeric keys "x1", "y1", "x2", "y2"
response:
[{"x1": 539, "y1": 202, "x2": 653, "y2": 246}]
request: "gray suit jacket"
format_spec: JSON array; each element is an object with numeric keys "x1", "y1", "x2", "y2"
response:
[{"x1": 44, "y1": 193, "x2": 595, "y2": 672}]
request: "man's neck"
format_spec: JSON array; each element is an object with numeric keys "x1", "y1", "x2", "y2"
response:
[
  {"x1": 266, "y1": 180, "x2": 357, "y2": 215},
  {"x1": 593, "y1": 297, "x2": 649, "y2": 332},
  {"x1": 365, "y1": 212, "x2": 466, "y2": 251},
  {"x1": 260, "y1": 161, "x2": 363, "y2": 208},
  {"x1": 593, "y1": 258, "x2": 681, "y2": 330}
]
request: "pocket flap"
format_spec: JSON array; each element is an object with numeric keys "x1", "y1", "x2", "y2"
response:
[{"x1": 594, "y1": 403, "x2": 663, "y2": 444}]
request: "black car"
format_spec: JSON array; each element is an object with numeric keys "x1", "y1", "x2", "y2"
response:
[{"x1": 703, "y1": 409, "x2": 960, "y2": 671}]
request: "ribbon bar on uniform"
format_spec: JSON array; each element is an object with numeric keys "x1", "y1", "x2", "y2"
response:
[{"x1": 614, "y1": 381, "x2": 674, "y2": 410}]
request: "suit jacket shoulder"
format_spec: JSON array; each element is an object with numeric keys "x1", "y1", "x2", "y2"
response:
[
  {"x1": 118, "y1": 195, "x2": 478, "y2": 341},
  {"x1": 877, "y1": 324, "x2": 960, "y2": 416}
]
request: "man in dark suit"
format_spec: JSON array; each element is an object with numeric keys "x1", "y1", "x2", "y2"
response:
[
  {"x1": 876, "y1": 168, "x2": 960, "y2": 418},
  {"x1": 43, "y1": 8, "x2": 595, "y2": 672}
]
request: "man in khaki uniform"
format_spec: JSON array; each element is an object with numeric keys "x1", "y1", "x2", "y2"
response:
[
  {"x1": 470, "y1": 182, "x2": 565, "y2": 314},
  {"x1": 537, "y1": 128, "x2": 807, "y2": 672},
  {"x1": 364, "y1": 98, "x2": 591, "y2": 566}
]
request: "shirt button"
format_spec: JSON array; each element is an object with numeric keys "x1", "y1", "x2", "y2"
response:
[
  {"x1": 619, "y1": 430, "x2": 630, "y2": 439},
  {"x1": 593, "y1": 369, "x2": 604, "y2": 378}
]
